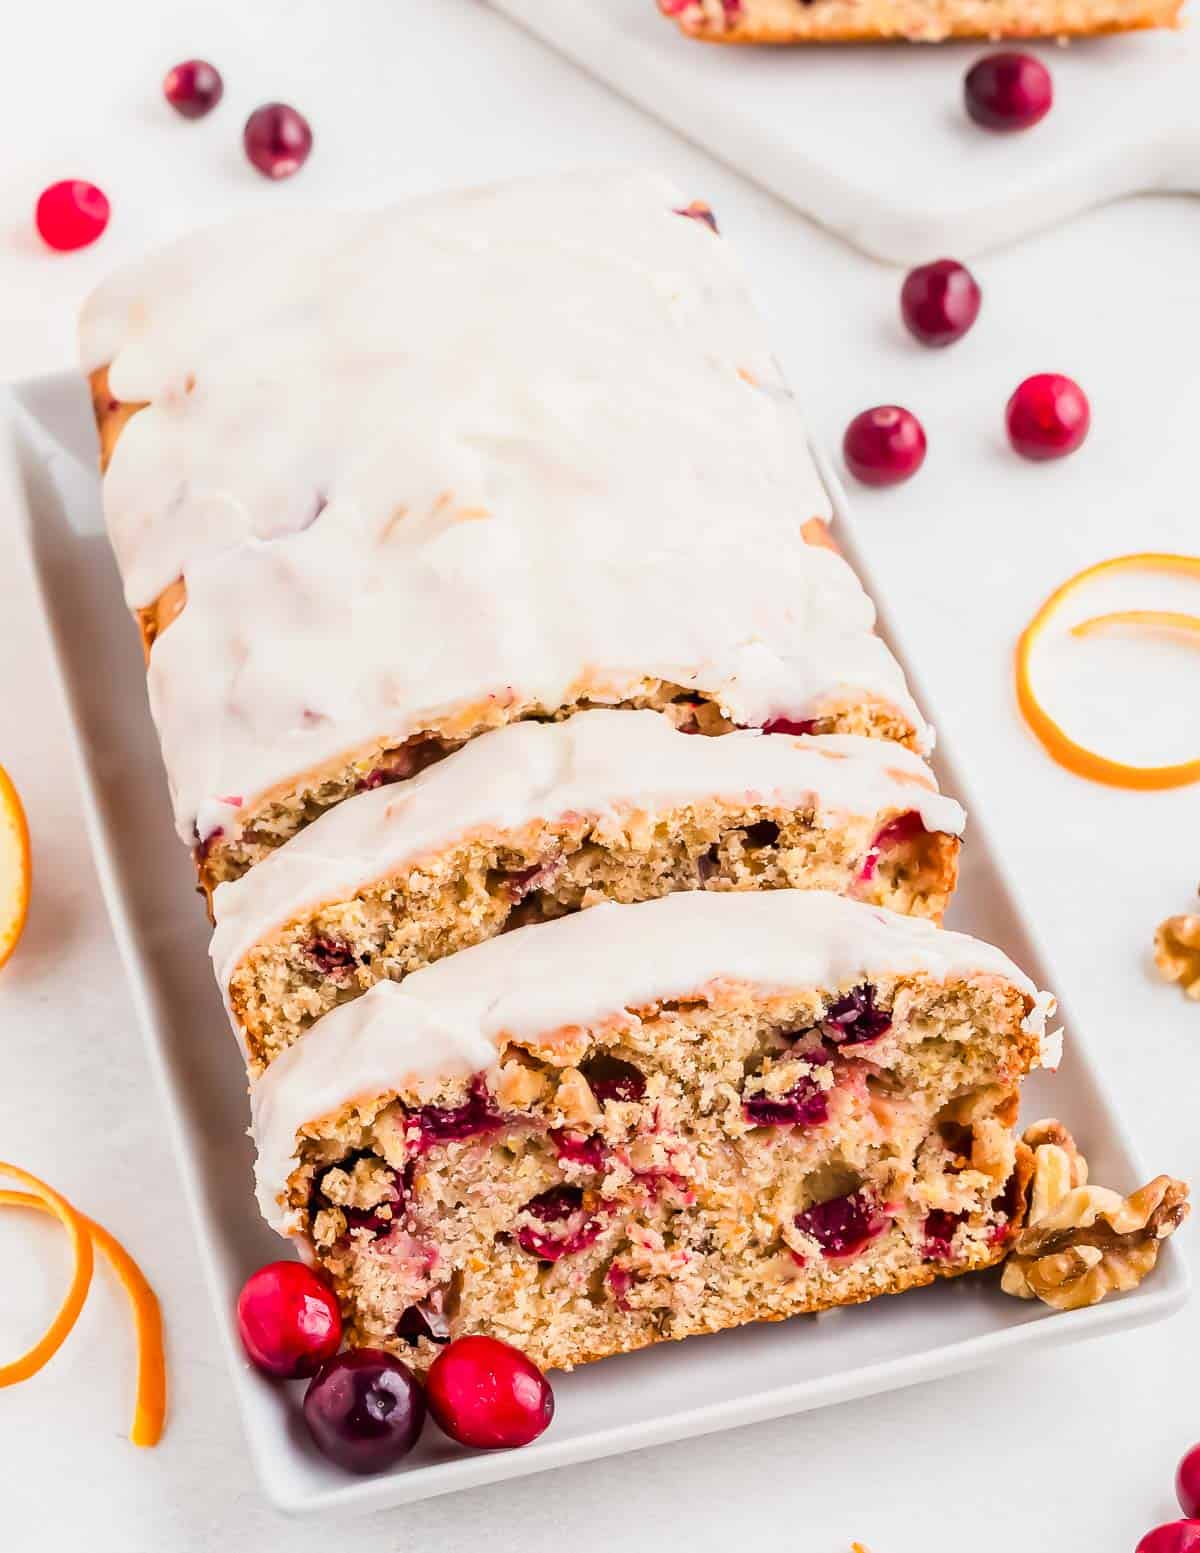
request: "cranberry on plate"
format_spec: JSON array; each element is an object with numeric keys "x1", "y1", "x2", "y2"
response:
[
  {"x1": 303, "y1": 1349, "x2": 426, "y2": 1475},
  {"x1": 843, "y1": 406, "x2": 926, "y2": 488},
  {"x1": 425, "y1": 1335, "x2": 555, "y2": 1450},
  {"x1": 1178, "y1": 1443, "x2": 1200, "y2": 1518},
  {"x1": 243, "y1": 102, "x2": 313, "y2": 180},
  {"x1": 236, "y1": 1259, "x2": 342, "y2": 1379},
  {"x1": 1005, "y1": 373, "x2": 1090, "y2": 461},
  {"x1": 1136, "y1": 1522, "x2": 1200, "y2": 1553},
  {"x1": 964, "y1": 52, "x2": 1053, "y2": 132},
  {"x1": 35, "y1": 181, "x2": 110, "y2": 252},
  {"x1": 163, "y1": 59, "x2": 224, "y2": 119},
  {"x1": 900, "y1": 259, "x2": 981, "y2": 348}
]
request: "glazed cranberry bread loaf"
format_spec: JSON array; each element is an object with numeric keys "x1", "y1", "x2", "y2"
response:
[
  {"x1": 80, "y1": 170, "x2": 929, "y2": 891},
  {"x1": 659, "y1": 0, "x2": 1182, "y2": 40},
  {"x1": 213, "y1": 711, "x2": 964, "y2": 1075},
  {"x1": 251, "y1": 890, "x2": 1057, "y2": 1372}
]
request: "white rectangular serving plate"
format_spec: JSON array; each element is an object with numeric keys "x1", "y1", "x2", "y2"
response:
[{"x1": 3, "y1": 371, "x2": 1188, "y2": 1517}]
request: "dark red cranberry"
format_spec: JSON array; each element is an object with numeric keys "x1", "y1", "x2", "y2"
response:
[
  {"x1": 303, "y1": 1349, "x2": 425, "y2": 1474},
  {"x1": 964, "y1": 52, "x2": 1053, "y2": 132},
  {"x1": 305, "y1": 934, "x2": 358, "y2": 977},
  {"x1": 502, "y1": 856, "x2": 563, "y2": 904},
  {"x1": 923, "y1": 1208, "x2": 966, "y2": 1260},
  {"x1": 843, "y1": 406, "x2": 926, "y2": 488},
  {"x1": 858, "y1": 810, "x2": 927, "y2": 882},
  {"x1": 243, "y1": 102, "x2": 313, "y2": 180},
  {"x1": 551, "y1": 1130, "x2": 609, "y2": 1171},
  {"x1": 396, "y1": 1291, "x2": 451, "y2": 1346},
  {"x1": 743, "y1": 1074, "x2": 829, "y2": 1128},
  {"x1": 794, "y1": 1190, "x2": 886, "y2": 1260},
  {"x1": 1005, "y1": 373, "x2": 1090, "y2": 461},
  {"x1": 410, "y1": 1076, "x2": 506, "y2": 1150},
  {"x1": 583, "y1": 1057, "x2": 646, "y2": 1104},
  {"x1": 1136, "y1": 1523, "x2": 1200, "y2": 1553},
  {"x1": 514, "y1": 1186, "x2": 604, "y2": 1261},
  {"x1": 606, "y1": 1263, "x2": 635, "y2": 1309},
  {"x1": 426, "y1": 1335, "x2": 554, "y2": 1450},
  {"x1": 823, "y1": 984, "x2": 891, "y2": 1046},
  {"x1": 742, "y1": 819, "x2": 780, "y2": 848},
  {"x1": 674, "y1": 199, "x2": 719, "y2": 233},
  {"x1": 761, "y1": 717, "x2": 818, "y2": 737},
  {"x1": 236, "y1": 1260, "x2": 342, "y2": 1379},
  {"x1": 163, "y1": 59, "x2": 224, "y2": 118},
  {"x1": 35, "y1": 180, "x2": 110, "y2": 252},
  {"x1": 900, "y1": 259, "x2": 981, "y2": 348},
  {"x1": 1179, "y1": 1448, "x2": 1200, "y2": 1519},
  {"x1": 357, "y1": 766, "x2": 404, "y2": 792}
]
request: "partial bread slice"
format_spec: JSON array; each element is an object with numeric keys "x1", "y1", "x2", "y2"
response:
[
  {"x1": 214, "y1": 713, "x2": 964, "y2": 1074},
  {"x1": 659, "y1": 0, "x2": 1183, "y2": 42},
  {"x1": 251, "y1": 889, "x2": 1056, "y2": 1371}
]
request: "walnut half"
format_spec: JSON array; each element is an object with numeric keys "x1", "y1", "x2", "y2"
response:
[
  {"x1": 1155, "y1": 912, "x2": 1200, "y2": 1000},
  {"x1": 1001, "y1": 1120, "x2": 1189, "y2": 1312}
]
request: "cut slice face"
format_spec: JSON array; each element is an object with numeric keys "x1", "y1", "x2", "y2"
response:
[{"x1": 0, "y1": 765, "x2": 31, "y2": 970}]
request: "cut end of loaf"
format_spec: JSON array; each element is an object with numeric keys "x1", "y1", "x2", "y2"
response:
[{"x1": 660, "y1": 0, "x2": 1183, "y2": 41}]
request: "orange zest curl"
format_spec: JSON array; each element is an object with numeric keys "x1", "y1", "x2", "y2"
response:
[
  {"x1": 1015, "y1": 553, "x2": 1200, "y2": 791},
  {"x1": 0, "y1": 1163, "x2": 165, "y2": 1446}
]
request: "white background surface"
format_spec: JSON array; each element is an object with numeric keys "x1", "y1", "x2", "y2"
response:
[{"x1": 1, "y1": 3, "x2": 1197, "y2": 1550}]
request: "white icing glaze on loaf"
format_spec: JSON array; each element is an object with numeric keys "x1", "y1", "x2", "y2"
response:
[
  {"x1": 250, "y1": 888, "x2": 1057, "y2": 1232},
  {"x1": 80, "y1": 170, "x2": 929, "y2": 844},
  {"x1": 210, "y1": 711, "x2": 963, "y2": 991}
]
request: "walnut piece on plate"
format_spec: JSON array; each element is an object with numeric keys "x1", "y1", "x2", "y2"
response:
[
  {"x1": 1155, "y1": 912, "x2": 1200, "y2": 1000},
  {"x1": 1001, "y1": 1120, "x2": 1189, "y2": 1312}
]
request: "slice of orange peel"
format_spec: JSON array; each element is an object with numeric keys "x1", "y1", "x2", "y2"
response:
[
  {"x1": 1016, "y1": 553, "x2": 1200, "y2": 790},
  {"x1": 0, "y1": 1161, "x2": 165, "y2": 1446}
]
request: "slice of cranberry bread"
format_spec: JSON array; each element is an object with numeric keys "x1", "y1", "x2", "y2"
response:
[
  {"x1": 215, "y1": 711, "x2": 964, "y2": 1075},
  {"x1": 251, "y1": 889, "x2": 1057, "y2": 1372},
  {"x1": 659, "y1": 0, "x2": 1183, "y2": 41},
  {"x1": 79, "y1": 170, "x2": 929, "y2": 892}
]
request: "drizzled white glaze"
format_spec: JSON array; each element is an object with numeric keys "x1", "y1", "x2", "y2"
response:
[
  {"x1": 251, "y1": 888, "x2": 1057, "y2": 1232},
  {"x1": 80, "y1": 170, "x2": 928, "y2": 845},
  {"x1": 210, "y1": 710, "x2": 963, "y2": 992}
]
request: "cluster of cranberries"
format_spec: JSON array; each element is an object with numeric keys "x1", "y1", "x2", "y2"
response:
[
  {"x1": 843, "y1": 50, "x2": 1087, "y2": 488},
  {"x1": 1134, "y1": 1445, "x2": 1200, "y2": 1552},
  {"x1": 34, "y1": 59, "x2": 311, "y2": 253},
  {"x1": 236, "y1": 1260, "x2": 554, "y2": 1475}
]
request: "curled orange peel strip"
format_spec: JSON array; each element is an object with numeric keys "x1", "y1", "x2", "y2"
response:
[
  {"x1": 1015, "y1": 553, "x2": 1200, "y2": 790},
  {"x1": 0, "y1": 1162, "x2": 93, "y2": 1388},
  {"x1": 0, "y1": 1168, "x2": 165, "y2": 1446}
]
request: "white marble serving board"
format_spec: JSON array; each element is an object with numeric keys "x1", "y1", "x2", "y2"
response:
[{"x1": 490, "y1": 0, "x2": 1200, "y2": 263}]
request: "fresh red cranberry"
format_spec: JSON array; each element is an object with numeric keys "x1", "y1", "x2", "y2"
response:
[
  {"x1": 35, "y1": 180, "x2": 110, "y2": 252},
  {"x1": 426, "y1": 1335, "x2": 554, "y2": 1450},
  {"x1": 858, "y1": 810, "x2": 927, "y2": 882},
  {"x1": 410, "y1": 1075, "x2": 506, "y2": 1150},
  {"x1": 303, "y1": 1348, "x2": 425, "y2": 1473},
  {"x1": 243, "y1": 102, "x2": 313, "y2": 180},
  {"x1": 823, "y1": 984, "x2": 891, "y2": 1045},
  {"x1": 900, "y1": 259, "x2": 981, "y2": 348},
  {"x1": 761, "y1": 717, "x2": 818, "y2": 737},
  {"x1": 965, "y1": 53, "x2": 1053, "y2": 132},
  {"x1": 1177, "y1": 1446, "x2": 1200, "y2": 1518},
  {"x1": 843, "y1": 406, "x2": 926, "y2": 487},
  {"x1": 515, "y1": 1186, "x2": 604, "y2": 1261},
  {"x1": 674, "y1": 199, "x2": 719, "y2": 233},
  {"x1": 794, "y1": 1190, "x2": 887, "y2": 1260},
  {"x1": 1005, "y1": 373, "x2": 1090, "y2": 461},
  {"x1": 1136, "y1": 1523, "x2": 1200, "y2": 1553},
  {"x1": 923, "y1": 1208, "x2": 967, "y2": 1260},
  {"x1": 236, "y1": 1260, "x2": 342, "y2": 1379},
  {"x1": 163, "y1": 59, "x2": 224, "y2": 118},
  {"x1": 551, "y1": 1130, "x2": 609, "y2": 1171},
  {"x1": 743, "y1": 1074, "x2": 829, "y2": 1128}
]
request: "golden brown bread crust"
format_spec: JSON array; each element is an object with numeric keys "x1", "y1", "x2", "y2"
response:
[{"x1": 660, "y1": 0, "x2": 1183, "y2": 40}]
